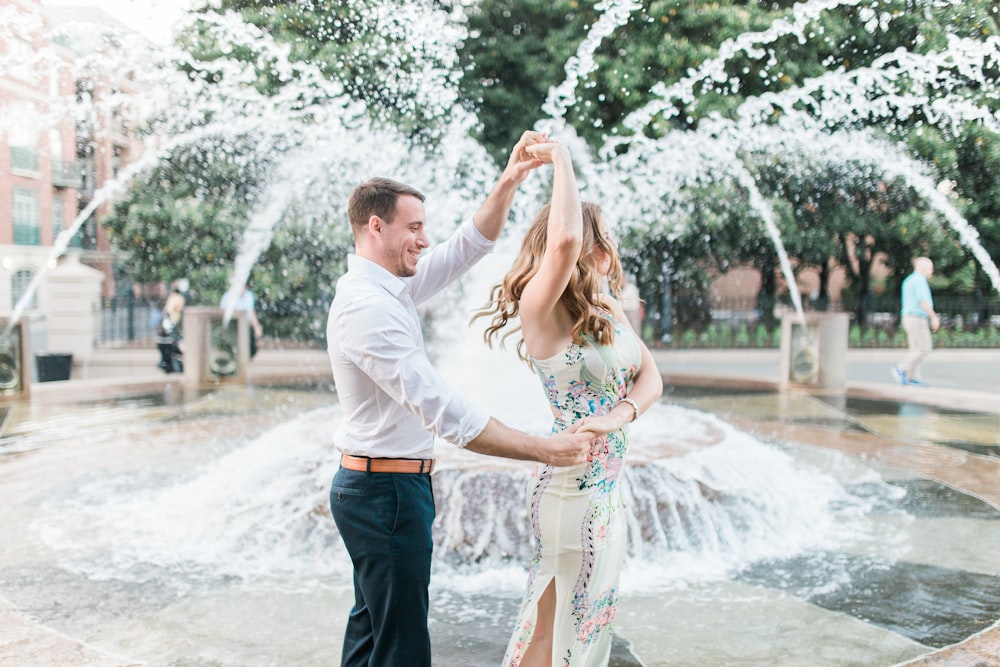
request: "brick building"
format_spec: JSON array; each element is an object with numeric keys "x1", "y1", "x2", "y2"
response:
[{"x1": 1, "y1": 0, "x2": 148, "y2": 344}]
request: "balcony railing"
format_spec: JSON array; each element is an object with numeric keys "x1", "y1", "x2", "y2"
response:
[
  {"x1": 79, "y1": 158, "x2": 96, "y2": 197},
  {"x1": 51, "y1": 160, "x2": 83, "y2": 188},
  {"x1": 10, "y1": 146, "x2": 39, "y2": 173}
]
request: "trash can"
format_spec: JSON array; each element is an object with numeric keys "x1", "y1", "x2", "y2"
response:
[{"x1": 35, "y1": 353, "x2": 73, "y2": 382}]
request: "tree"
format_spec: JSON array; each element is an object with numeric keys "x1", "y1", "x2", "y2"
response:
[
  {"x1": 456, "y1": 0, "x2": 593, "y2": 161},
  {"x1": 103, "y1": 0, "x2": 475, "y2": 341},
  {"x1": 455, "y1": 0, "x2": 1000, "y2": 329}
]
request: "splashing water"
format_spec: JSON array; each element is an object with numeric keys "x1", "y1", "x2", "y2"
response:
[
  {"x1": 592, "y1": 0, "x2": 1000, "y2": 299},
  {"x1": 14, "y1": 0, "x2": 997, "y2": 347},
  {"x1": 31, "y1": 397, "x2": 905, "y2": 593},
  {"x1": 11, "y1": 4, "x2": 998, "y2": 662},
  {"x1": 537, "y1": 0, "x2": 643, "y2": 138}
]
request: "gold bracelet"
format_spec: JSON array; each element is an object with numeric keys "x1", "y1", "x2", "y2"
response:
[{"x1": 620, "y1": 397, "x2": 639, "y2": 423}]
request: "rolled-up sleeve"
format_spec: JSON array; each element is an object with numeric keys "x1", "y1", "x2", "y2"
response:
[
  {"x1": 339, "y1": 298, "x2": 490, "y2": 447},
  {"x1": 409, "y1": 219, "x2": 496, "y2": 305}
]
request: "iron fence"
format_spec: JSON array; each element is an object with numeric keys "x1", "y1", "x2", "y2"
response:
[
  {"x1": 99, "y1": 295, "x2": 162, "y2": 345},
  {"x1": 653, "y1": 293, "x2": 1000, "y2": 348},
  {"x1": 693, "y1": 294, "x2": 1000, "y2": 330},
  {"x1": 97, "y1": 293, "x2": 1000, "y2": 348}
]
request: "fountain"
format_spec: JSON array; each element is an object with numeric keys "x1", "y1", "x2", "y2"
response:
[{"x1": 1, "y1": 0, "x2": 998, "y2": 664}]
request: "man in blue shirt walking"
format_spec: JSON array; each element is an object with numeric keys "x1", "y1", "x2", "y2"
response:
[{"x1": 893, "y1": 256, "x2": 940, "y2": 386}]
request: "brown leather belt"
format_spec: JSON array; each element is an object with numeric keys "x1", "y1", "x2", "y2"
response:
[{"x1": 340, "y1": 454, "x2": 435, "y2": 474}]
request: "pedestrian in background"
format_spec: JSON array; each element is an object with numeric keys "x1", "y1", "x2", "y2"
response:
[
  {"x1": 220, "y1": 284, "x2": 263, "y2": 359},
  {"x1": 156, "y1": 288, "x2": 186, "y2": 373},
  {"x1": 893, "y1": 256, "x2": 940, "y2": 386}
]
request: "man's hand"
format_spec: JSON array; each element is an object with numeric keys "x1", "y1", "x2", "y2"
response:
[
  {"x1": 536, "y1": 423, "x2": 592, "y2": 467},
  {"x1": 524, "y1": 140, "x2": 569, "y2": 166},
  {"x1": 473, "y1": 130, "x2": 549, "y2": 241},
  {"x1": 465, "y1": 416, "x2": 591, "y2": 465},
  {"x1": 502, "y1": 130, "x2": 548, "y2": 187}
]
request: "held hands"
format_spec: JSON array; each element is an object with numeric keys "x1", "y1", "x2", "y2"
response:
[
  {"x1": 574, "y1": 410, "x2": 630, "y2": 439},
  {"x1": 524, "y1": 140, "x2": 569, "y2": 165},
  {"x1": 503, "y1": 130, "x2": 549, "y2": 185},
  {"x1": 540, "y1": 404, "x2": 634, "y2": 466},
  {"x1": 541, "y1": 422, "x2": 593, "y2": 466}
]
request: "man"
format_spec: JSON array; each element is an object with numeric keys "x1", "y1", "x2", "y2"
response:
[
  {"x1": 893, "y1": 256, "x2": 940, "y2": 386},
  {"x1": 326, "y1": 131, "x2": 593, "y2": 667},
  {"x1": 220, "y1": 284, "x2": 263, "y2": 358}
]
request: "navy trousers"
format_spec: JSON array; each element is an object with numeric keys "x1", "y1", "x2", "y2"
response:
[{"x1": 330, "y1": 467, "x2": 435, "y2": 667}]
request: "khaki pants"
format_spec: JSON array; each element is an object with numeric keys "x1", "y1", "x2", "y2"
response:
[{"x1": 900, "y1": 315, "x2": 932, "y2": 380}]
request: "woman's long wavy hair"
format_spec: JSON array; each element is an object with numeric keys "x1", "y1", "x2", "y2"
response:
[{"x1": 473, "y1": 201, "x2": 623, "y2": 362}]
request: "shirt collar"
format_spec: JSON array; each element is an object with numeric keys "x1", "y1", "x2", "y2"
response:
[{"x1": 347, "y1": 254, "x2": 409, "y2": 298}]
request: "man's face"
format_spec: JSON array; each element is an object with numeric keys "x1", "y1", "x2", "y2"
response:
[{"x1": 378, "y1": 194, "x2": 429, "y2": 278}]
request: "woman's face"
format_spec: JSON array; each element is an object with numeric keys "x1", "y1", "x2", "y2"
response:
[{"x1": 591, "y1": 221, "x2": 617, "y2": 277}]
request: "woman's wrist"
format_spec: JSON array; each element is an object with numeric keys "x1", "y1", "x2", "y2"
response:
[{"x1": 619, "y1": 398, "x2": 639, "y2": 423}]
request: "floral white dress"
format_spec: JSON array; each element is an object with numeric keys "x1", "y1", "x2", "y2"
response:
[{"x1": 503, "y1": 311, "x2": 642, "y2": 667}]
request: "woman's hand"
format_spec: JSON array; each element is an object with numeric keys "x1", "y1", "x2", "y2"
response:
[
  {"x1": 500, "y1": 131, "x2": 549, "y2": 187},
  {"x1": 575, "y1": 410, "x2": 629, "y2": 438},
  {"x1": 525, "y1": 141, "x2": 569, "y2": 165}
]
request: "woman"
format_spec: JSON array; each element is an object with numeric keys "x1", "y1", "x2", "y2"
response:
[
  {"x1": 156, "y1": 290, "x2": 185, "y2": 373},
  {"x1": 474, "y1": 140, "x2": 663, "y2": 666}
]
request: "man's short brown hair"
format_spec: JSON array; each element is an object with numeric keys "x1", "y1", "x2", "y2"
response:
[{"x1": 348, "y1": 177, "x2": 425, "y2": 234}]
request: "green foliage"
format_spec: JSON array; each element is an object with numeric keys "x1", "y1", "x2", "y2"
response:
[
  {"x1": 456, "y1": 0, "x2": 589, "y2": 162},
  {"x1": 103, "y1": 0, "x2": 1000, "y2": 345},
  {"x1": 210, "y1": 0, "x2": 462, "y2": 143},
  {"x1": 103, "y1": 138, "x2": 267, "y2": 288},
  {"x1": 104, "y1": 0, "x2": 465, "y2": 342},
  {"x1": 753, "y1": 324, "x2": 771, "y2": 348},
  {"x1": 102, "y1": 128, "x2": 355, "y2": 341},
  {"x1": 849, "y1": 324, "x2": 862, "y2": 347},
  {"x1": 668, "y1": 321, "x2": 998, "y2": 349},
  {"x1": 251, "y1": 210, "x2": 352, "y2": 341},
  {"x1": 457, "y1": 0, "x2": 1000, "y2": 332},
  {"x1": 733, "y1": 323, "x2": 751, "y2": 347}
]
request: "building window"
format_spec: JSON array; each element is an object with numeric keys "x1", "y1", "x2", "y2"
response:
[
  {"x1": 12, "y1": 189, "x2": 40, "y2": 245},
  {"x1": 11, "y1": 269, "x2": 37, "y2": 312},
  {"x1": 10, "y1": 146, "x2": 40, "y2": 173},
  {"x1": 52, "y1": 195, "x2": 64, "y2": 241}
]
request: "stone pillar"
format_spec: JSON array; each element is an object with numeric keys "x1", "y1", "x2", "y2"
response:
[
  {"x1": 779, "y1": 311, "x2": 850, "y2": 392},
  {"x1": 182, "y1": 306, "x2": 250, "y2": 387},
  {"x1": 46, "y1": 255, "x2": 104, "y2": 367},
  {"x1": 0, "y1": 318, "x2": 31, "y2": 400}
]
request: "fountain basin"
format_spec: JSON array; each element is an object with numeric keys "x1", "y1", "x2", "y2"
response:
[{"x1": 1, "y1": 358, "x2": 997, "y2": 666}]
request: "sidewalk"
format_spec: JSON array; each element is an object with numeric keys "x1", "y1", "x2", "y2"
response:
[
  {"x1": 655, "y1": 347, "x2": 1000, "y2": 415},
  {"x1": 26, "y1": 346, "x2": 1000, "y2": 414}
]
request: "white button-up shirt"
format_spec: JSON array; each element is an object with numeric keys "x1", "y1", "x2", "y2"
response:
[{"x1": 327, "y1": 219, "x2": 493, "y2": 459}]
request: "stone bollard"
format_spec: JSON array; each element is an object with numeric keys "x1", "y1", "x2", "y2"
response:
[
  {"x1": 778, "y1": 311, "x2": 849, "y2": 392},
  {"x1": 0, "y1": 318, "x2": 31, "y2": 400},
  {"x1": 182, "y1": 307, "x2": 251, "y2": 387}
]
